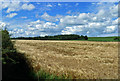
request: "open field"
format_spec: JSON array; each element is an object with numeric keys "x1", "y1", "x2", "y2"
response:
[{"x1": 13, "y1": 40, "x2": 118, "y2": 79}]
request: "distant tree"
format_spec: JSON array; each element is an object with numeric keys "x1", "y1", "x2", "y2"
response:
[
  {"x1": 114, "y1": 37, "x2": 120, "y2": 41},
  {"x1": 84, "y1": 35, "x2": 88, "y2": 40},
  {"x1": 12, "y1": 34, "x2": 89, "y2": 40}
]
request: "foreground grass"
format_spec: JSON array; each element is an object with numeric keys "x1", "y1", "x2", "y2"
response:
[{"x1": 33, "y1": 70, "x2": 67, "y2": 80}]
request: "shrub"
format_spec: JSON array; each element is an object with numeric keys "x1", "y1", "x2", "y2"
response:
[
  {"x1": 2, "y1": 28, "x2": 36, "y2": 81},
  {"x1": 2, "y1": 28, "x2": 17, "y2": 64},
  {"x1": 114, "y1": 37, "x2": 120, "y2": 41},
  {"x1": 84, "y1": 35, "x2": 88, "y2": 40}
]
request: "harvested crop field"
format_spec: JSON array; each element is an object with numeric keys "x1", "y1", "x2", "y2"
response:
[{"x1": 13, "y1": 40, "x2": 118, "y2": 79}]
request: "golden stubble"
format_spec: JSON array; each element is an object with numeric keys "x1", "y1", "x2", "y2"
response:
[{"x1": 13, "y1": 40, "x2": 118, "y2": 79}]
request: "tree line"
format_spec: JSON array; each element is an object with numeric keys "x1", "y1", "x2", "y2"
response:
[{"x1": 12, "y1": 34, "x2": 88, "y2": 40}]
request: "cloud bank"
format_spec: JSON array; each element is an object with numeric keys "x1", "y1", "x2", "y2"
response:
[{"x1": 1, "y1": 2, "x2": 119, "y2": 37}]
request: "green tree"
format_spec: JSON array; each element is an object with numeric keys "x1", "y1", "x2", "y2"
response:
[
  {"x1": 84, "y1": 35, "x2": 88, "y2": 40},
  {"x1": 2, "y1": 28, "x2": 36, "y2": 81},
  {"x1": 114, "y1": 37, "x2": 120, "y2": 41},
  {"x1": 2, "y1": 28, "x2": 17, "y2": 64},
  {"x1": 2, "y1": 28, "x2": 14, "y2": 50}
]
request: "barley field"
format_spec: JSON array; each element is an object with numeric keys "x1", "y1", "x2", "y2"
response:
[{"x1": 13, "y1": 40, "x2": 118, "y2": 79}]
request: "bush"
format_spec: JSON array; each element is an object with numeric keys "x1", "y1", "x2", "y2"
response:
[
  {"x1": 2, "y1": 28, "x2": 17, "y2": 64},
  {"x1": 2, "y1": 28, "x2": 36, "y2": 81},
  {"x1": 84, "y1": 35, "x2": 88, "y2": 40},
  {"x1": 114, "y1": 37, "x2": 120, "y2": 41}
]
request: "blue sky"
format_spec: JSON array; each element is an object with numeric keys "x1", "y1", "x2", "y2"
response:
[{"x1": 0, "y1": 1, "x2": 119, "y2": 37}]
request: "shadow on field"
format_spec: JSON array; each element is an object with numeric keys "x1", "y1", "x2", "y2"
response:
[
  {"x1": 2, "y1": 51, "x2": 37, "y2": 81},
  {"x1": 2, "y1": 51, "x2": 65, "y2": 81}
]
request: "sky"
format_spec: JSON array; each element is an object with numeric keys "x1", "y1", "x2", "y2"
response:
[{"x1": 0, "y1": 1, "x2": 119, "y2": 37}]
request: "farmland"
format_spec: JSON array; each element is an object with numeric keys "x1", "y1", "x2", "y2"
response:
[{"x1": 14, "y1": 40, "x2": 118, "y2": 79}]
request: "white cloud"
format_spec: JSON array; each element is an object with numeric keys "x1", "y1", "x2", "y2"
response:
[
  {"x1": 59, "y1": 3, "x2": 118, "y2": 37},
  {"x1": 37, "y1": 3, "x2": 40, "y2": 5},
  {"x1": 96, "y1": 3, "x2": 118, "y2": 18},
  {"x1": 0, "y1": 21, "x2": 8, "y2": 29},
  {"x1": 61, "y1": 26, "x2": 83, "y2": 35},
  {"x1": 92, "y1": 3, "x2": 95, "y2": 5},
  {"x1": 97, "y1": 9, "x2": 105, "y2": 17},
  {"x1": 58, "y1": 3, "x2": 62, "y2": 6},
  {"x1": 100, "y1": 0, "x2": 118, "y2": 2},
  {"x1": 21, "y1": 16, "x2": 27, "y2": 19},
  {"x1": 47, "y1": 4, "x2": 52, "y2": 7},
  {"x1": 75, "y1": 3, "x2": 79, "y2": 6},
  {"x1": 22, "y1": 4, "x2": 35, "y2": 10},
  {"x1": 112, "y1": 18, "x2": 118, "y2": 25},
  {"x1": 103, "y1": 25, "x2": 117, "y2": 33},
  {"x1": 1, "y1": 1, "x2": 35, "y2": 13},
  {"x1": 0, "y1": 21, "x2": 11, "y2": 32},
  {"x1": 41, "y1": 12, "x2": 59, "y2": 22},
  {"x1": 17, "y1": 2, "x2": 118, "y2": 37},
  {"x1": 110, "y1": 4, "x2": 118, "y2": 17},
  {"x1": 60, "y1": 14, "x2": 89, "y2": 26},
  {"x1": 6, "y1": 13, "x2": 17, "y2": 18},
  {"x1": 30, "y1": 20, "x2": 58, "y2": 29},
  {"x1": 5, "y1": 2, "x2": 119, "y2": 37},
  {"x1": 9, "y1": 20, "x2": 60, "y2": 37},
  {"x1": 66, "y1": 10, "x2": 71, "y2": 14},
  {"x1": 97, "y1": 3, "x2": 102, "y2": 5},
  {"x1": 6, "y1": 1, "x2": 21, "y2": 13}
]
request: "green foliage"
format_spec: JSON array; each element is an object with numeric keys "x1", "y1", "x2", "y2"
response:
[
  {"x1": 2, "y1": 29, "x2": 36, "y2": 81},
  {"x1": 2, "y1": 28, "x2": 14, "y2": 49},
  {"x1": 2, "y1": 28, "x2": 17, "y2": 64},
  {"x1": 114, "y1": 37, "x2": 120, "y2": 41},
  {"x1": 34, "y1": 70, "x2": 66, "y2": 81},
  {"x1": 84, "y1": 35, "x2": 88, "y2": 40}
]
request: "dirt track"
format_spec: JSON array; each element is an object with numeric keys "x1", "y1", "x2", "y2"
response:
[{"x1": 14, "y1": 40, "x2": 118, "y2": 79}]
